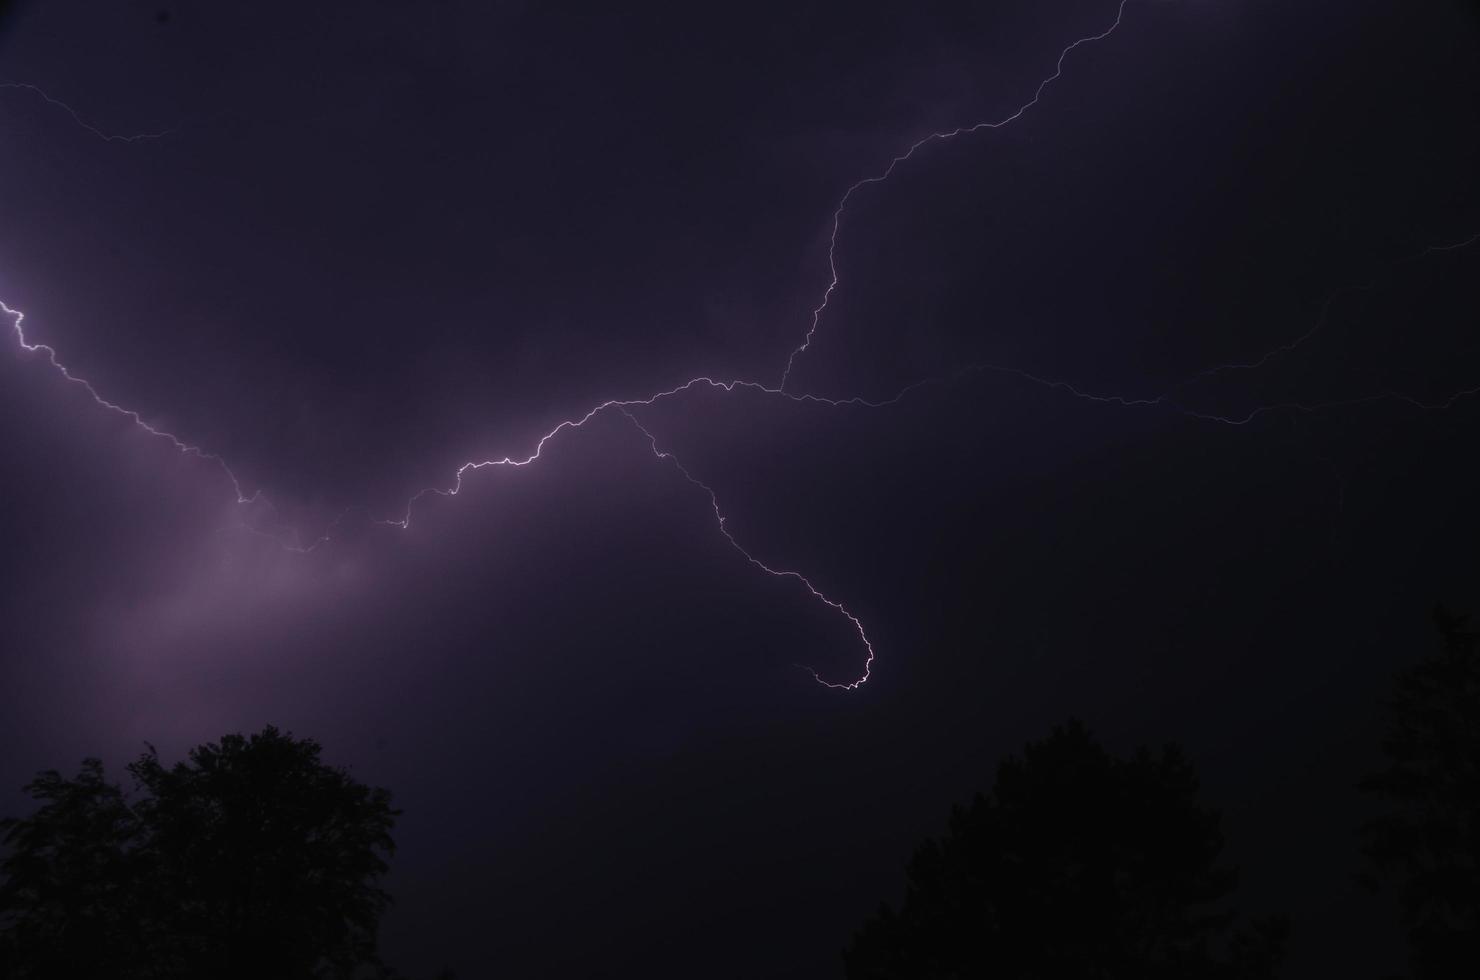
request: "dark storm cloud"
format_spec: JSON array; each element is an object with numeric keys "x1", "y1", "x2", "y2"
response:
[{"x1": 2, "y1": 1, "x2": 1479, "y2": 976}]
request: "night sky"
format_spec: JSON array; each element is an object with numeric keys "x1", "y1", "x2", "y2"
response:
[{"x1": 3, "y1": 0, "x2": 1479, "y2": 975}]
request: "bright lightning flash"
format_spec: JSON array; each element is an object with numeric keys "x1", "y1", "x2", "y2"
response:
[{"x1": 4, "y1": 1, "x2": 1476, "y2": 688}]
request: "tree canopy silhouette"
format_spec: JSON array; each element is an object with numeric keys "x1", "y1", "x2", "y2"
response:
[
  {"x1": 0, "y1": 726, "x2": 399, "y2": 980},
  {"x1": 1362, "y1": 605, "x2": 1480, "y2": 978},
  {"x1": 844, "y1": 720, "x2": 1286, "y2": 979}
]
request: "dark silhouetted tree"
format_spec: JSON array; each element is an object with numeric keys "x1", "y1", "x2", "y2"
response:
[
  {"x1": 0, "y1": 726, "x2": 399, "y2": 980},
  {"x1": 0, "y1": 759, "x2": 155, "y2": 978},
  {"x1": 1362, "y1": 605, "x2": 1480, "y2": 978},
  {"x1": 844, "y1": 720, "x2": 1287, "y2": 979}
]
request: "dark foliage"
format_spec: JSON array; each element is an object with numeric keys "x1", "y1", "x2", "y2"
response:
[
  {"x1": 844, "y1": 721, "x2": 1287, "y2": 979},
  {"x1": 1362, "y1": 606, "x2": 1480, "y2": 978},
  {"x1": 0, "y1": 726, "x2": 399, "y2": 980}
]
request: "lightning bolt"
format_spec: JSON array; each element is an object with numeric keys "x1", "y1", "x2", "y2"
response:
[
  {"x1": 1171, "y1": 231, "x2": 1480, "y2": 392},
  {"x1": 961, "y1": 230, "x2": 1480, "y2": 424},
  {"x1": 3, "y1": 299, "x2": 253, "y2": 503},
  {"x1": 5, "y1": 0, "x2": 1477, "y2": 689},
  {"x1": 618, "y1": 407, "x2": 875, "y2": 690},
  {"x1": 1, "y1": 81, "x2": 173, "y2": 143},
  {"x1": 780, "y1": 0, "x2": 1131, "y2": 390},
  {"x1": 380, "y1": 374, "x2": 961, "y2": 528}
]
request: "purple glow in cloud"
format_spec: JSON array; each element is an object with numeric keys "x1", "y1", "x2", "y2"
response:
[
  {"x1": 0, "y1": 3, "x2": 1132, "y2": 687},
  {"x1": 4, "y1": 1, "x2": 1477, "y2": 689}
]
